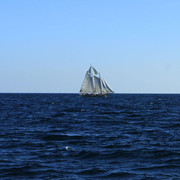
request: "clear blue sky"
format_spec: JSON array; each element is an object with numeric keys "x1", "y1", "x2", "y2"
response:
[{"x1": 1, "y1": 0, "x2": 180, "y2": 93}]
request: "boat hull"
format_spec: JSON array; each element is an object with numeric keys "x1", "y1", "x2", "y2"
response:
[{"x1": 80, "y1": 93, "x2": 108, "y2": 97}]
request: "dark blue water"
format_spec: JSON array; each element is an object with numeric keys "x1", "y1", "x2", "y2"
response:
[{"x1": 0, "y1": 94, "x2": 179, "y2": 179}]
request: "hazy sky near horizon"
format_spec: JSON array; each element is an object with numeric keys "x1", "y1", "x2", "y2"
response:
[{"x1": 1, "y1": 0, "x2": 180, "y2": 93}]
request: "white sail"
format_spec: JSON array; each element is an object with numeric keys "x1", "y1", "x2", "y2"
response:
[
  {"x1": 102, "y1": 80, "x2": 109, "y2": 93},
  {"x1": 80, "y1": 73, "x2": 94, "y2": 93},
  {"x1": 80, "y1": 65, "x2": 114, "y2": 96},
  {"x1": 88, "y1": 66, "x2": 98, "y2": 76},
  {"x1": 103, "y1": 80, "x2": 114, "y2": 93},
  {"x1": 94, "y1": 76, "x2": 102, "y2": 93},
  {"x1": 91, "y1": 66, "x2": 98, "y2": 75}
]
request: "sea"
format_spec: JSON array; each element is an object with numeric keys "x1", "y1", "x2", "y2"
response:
[{"x1": 0, "y1": 93, "x2": 179, "y2": 179}]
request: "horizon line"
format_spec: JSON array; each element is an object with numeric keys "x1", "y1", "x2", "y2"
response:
[{"x1": 1, "y1": 92, "x2": 180, "y2": 94}]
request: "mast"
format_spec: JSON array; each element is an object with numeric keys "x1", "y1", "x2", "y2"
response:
[
  {"x1": 90, "y1": 66, "x2": 95, "y2": 93},
  {"x1": 99, "y1": 73, "x2": 103, "y2": 94}
]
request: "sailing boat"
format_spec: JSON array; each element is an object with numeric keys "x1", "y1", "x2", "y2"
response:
[{"x1": 80, "y1": 66, "x2": 114, "y2": 96}]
